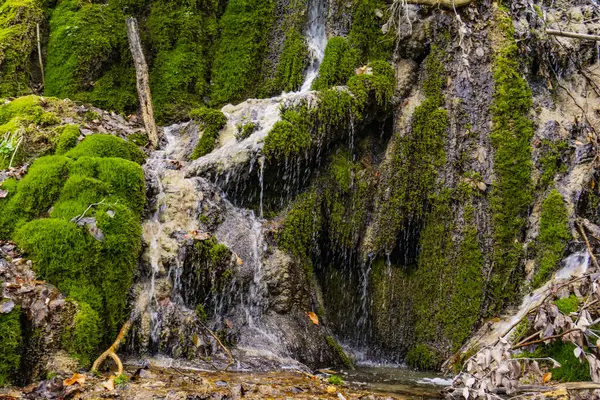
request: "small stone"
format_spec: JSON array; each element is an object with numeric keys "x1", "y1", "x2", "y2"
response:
[
  {"x1": 475, "y1": 47, "x2": 485, "y2": 58},
  {"x1": 139, "y1": 369, "x2": 155, "y2": 379},
  {"x1": 0, "y1": 300, "x2": 15, "y2": 313},
  {"x1": 216, "y1": 380, "x2": 228, "y2": 387},
  {"x1": 476, "y1": 182, "x2": 487, "y2": 192}
]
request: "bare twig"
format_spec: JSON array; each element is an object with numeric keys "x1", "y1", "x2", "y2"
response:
[
  {"x1": 577, "y1": 220, "x2": 600, "y2": 270},
  {"x1": 199, "y1": 322, "x2": 234, "y2": 371},
  {"x1": 546, "y1": 29, "x2": 600, "y2": 41},
  {"x1": 512, "y1": 328, "x2": 582, "y2": 350},
  {"x1": 36, "y1": 23, "x2": 45, "y2": 87},
  {"x1": 71, "y1": 199, "x2": 107, "y2": 223}
]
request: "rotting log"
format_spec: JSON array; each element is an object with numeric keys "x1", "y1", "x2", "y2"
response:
[
  {"x1": 547, "y1": 29, "x2": 600, "y2": 41},
  {"x1": 404, "y1": 0, "x2": 473, "y2": 9},
  {"x1": 92, "y1": 319, "x2": 132, "y2": 376},
  {"x1": 126, "y1": 17, "x2": 160, "y2": 149}
]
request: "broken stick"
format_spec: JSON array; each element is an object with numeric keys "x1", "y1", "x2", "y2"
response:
[{"x1": 125, "y1": 17, "x2": 160, "y2": 149}]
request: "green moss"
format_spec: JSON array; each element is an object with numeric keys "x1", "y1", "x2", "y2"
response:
[
  {"x1": 553, "y1": 295, "x2": 579, "y2": 315},
  {"x1": 405, "y1": 343, "x2": 440, "y2": 371},
  {"x1": 235, "y1": 122, "x2": 257, "y2": 141},
  {"x1": 312, "y1": 37, "x2": 358, "y2": 91},
  {"x1": 195, "y1": 304, "x2": 208, "y2": 322},
  {"x1": 44, "y1": 0, "x2": 136, "y2": 114},
  {"x1": 328, "y1": 375, "x2": 344, "y2": 385},
  {"x1": 65, "y1": 134, "x2": 146, "y2": 164},
  {"x1": 263, "y1": 106, "x2": 312, "y2": 159},
  {"x1": 532, "y1": 190, "x2": 571, "y2": 288},
  {"x1": 0, "y1": 305, "x2": 21, "y2": 386},
  {"x1": 326, "y1": 336, "x2": 354, "y2": 369},
  {"x1": 0, "y1": 155, "x2": 71, "y2": 237},
  {"x1": 377, "y1": 48, "x2": 447, "y2": 253},
  {"x1": 347, "y1": 60, "x2": 395, "y2": 109},
  {"x1": 146, "y1": 0, "x2": 219, "y2": 123},
  {"x1": 277, "y1": 191, "x2": 322, "y2": 259},
  {"x1": 519, "y1": 342, "x2": 590, "y2": 382},
  {"x1": 0, "y1": 0, "x2": 43, "y2": 97},
  {"x1": 189, "y1": 108, "x2": 227, "y2": 159},
  {"x1": 55, "y1": 124, "x2": 80, "y2": 155},
  {"x1": 114, "y1": 374, "x2": 129, "y2": 386},
  {"x1": 347, "y1": 0, "x2": 392, "y2": 64},
  {"x1": 488, "y1": 13, "x2": 534, "y2": 310},
  {"x1": 538, "y1": 139, "x2": 569, "y2": 188},
  {"x1": 210, "y1": 0, "x2": 275, "y2": 105},
  {"x1": 271, "y1": 28, "x2": 308, "y2": 93},
  {"x1": 128, "y1": 132, "x2": 149, "y2": 147},
  {"x1": 63, "y1": 302, "x2": 102, "y2": 368}
]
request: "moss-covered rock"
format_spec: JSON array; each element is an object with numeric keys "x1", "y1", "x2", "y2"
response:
[
  {"x1": 210, "y1": 0, "x2": 275, "y2": 105},
  {"x1": 488, "y1": 9, "x2": 534, "y2": 311},
  {"x1": 146, "y1": 0, "x2": 219, "y2": 122},
  {"x1": 0, "y1": 0, "x2": 44, "y2": 97},
  {"x1": 312, "y1": 37, "x2": 358, "y2": 91},
  {"x1": 0, "y1": 305, "x2": 22, "y2": 386},
  {"x1": 347, "y1": 0, "x2": 392, "y2": 64},
  {"x1": 189, "y1": 107, "x2": 227, "y2": 159},
  {"x1": 54, "y1": 124, "x2": 80, "y2": 155},
  {"x1": 1, "y1": 134, "x2": 144, "y2": 362},
  {"x1": 531, "y1": 190, "x2": 571, "y2": 288},
  {"x1": 64, "y1": 134, "x2": 146, "y2": 164},
  {"x1": 376, "y1": 47, "x2": 448, "y2": 254},
  {"x1": 270, "y1": 28, "x2": 309, "y2": 93},
  {"x1": 44, "y1": 0, "x2": 137, "y2": 114}
]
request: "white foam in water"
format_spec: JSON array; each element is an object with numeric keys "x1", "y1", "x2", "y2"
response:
[
  {"x1": 300, "y1": 0, "x2": 327, "y2": 92},
  {"x1": 417, "y1": 377, "x2": 453, "y2": 386}
]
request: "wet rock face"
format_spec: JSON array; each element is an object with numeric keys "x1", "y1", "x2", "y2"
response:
[{"x1": 0, "y1": 244, "x2": 77, "y2": 383}]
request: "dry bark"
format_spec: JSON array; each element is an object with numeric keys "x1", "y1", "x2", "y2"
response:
[{"x1": 125, "y1": 17, "x2": 160, "y2": 149}]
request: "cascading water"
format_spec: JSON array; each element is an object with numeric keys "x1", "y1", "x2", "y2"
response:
[{"x1": 300, "y1": 0, "x2": 327, "y2": 92}]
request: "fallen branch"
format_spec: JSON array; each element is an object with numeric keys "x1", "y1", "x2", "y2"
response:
[
  {"x1": 71, "y1": 199, "x2": 106, "y2": 223},
  {"x1": 546, "y1": 29, "x2": 600, "y2": 41},
  {"x1": 404, "y1": 0, "x2": 472, "y2": 8},
  {"x1": 126, "y1": 17, "x2": 160, "y2": 149},
  {"x1": 512, "y1": 328, "x2": 582, "y2": 350},
  {"x1": 200, "y1": 322, "x2": 234, "y2": 371},
  {"x1": 91, "y1": 319, "x2": 132, "y2": 376}
]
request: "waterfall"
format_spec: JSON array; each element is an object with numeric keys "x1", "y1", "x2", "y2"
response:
[{"x1": 300, "y1": 0, "x2": 327, "y2": 92}]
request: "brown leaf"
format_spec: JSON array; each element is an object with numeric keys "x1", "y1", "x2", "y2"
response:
[
  {"x1": 306, "y1": 311, "x2": 319, "y2": 325},
  {"x1": 102, "y1": 378, "x2": 115, "y2": 391},
  {"x1": 64, "y1": 373, "x2": 86, "y2": 386},
  {"x1": 543, "y1": 372, "x2": 552, "y2": 383},
  {"x1": 326, "y1": 386, "x2": 337, "y2": 394},
  {"x1": 224, "y1": 319, "x2": 233, "y2": 329}
]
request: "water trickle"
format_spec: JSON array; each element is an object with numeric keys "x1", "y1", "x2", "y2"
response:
[{"x1": 300, "y1": 0, "x2": 327, "y2": 92}]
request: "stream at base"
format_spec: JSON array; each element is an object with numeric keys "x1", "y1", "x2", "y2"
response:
[{"x1": 343, "y1": 366, "x2": 450, "y2": 399}]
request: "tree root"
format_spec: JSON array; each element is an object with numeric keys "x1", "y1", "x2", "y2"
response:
[{"x1": 92, "y1": 320, "x2": 132, "y2": 377}]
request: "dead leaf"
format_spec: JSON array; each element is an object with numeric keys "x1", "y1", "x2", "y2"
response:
[
  {"x1": 326, "y1": 386, "x2": 337, "y2": 394},
  {"x1": 543, "y1": 372, "x2": 552, "y2": 383},
  {"x1": 306, "y1": 311, "x2": 319, "y2": 325},
  {"x1": 102, "y1": 378, "x2": 115, "y2": 391},
  {"x1": 224, "y1": 319, "x2": 233, "y2": 329},
  {"x1": 236, "y1": 256, "x2": 243, "y2": 266},
  {"x1": 64, "y1": 373, "x2": 86, "y2": 386},
  {"x1": 0, "y1": 189, "x2": 8, "y2": 198}
]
